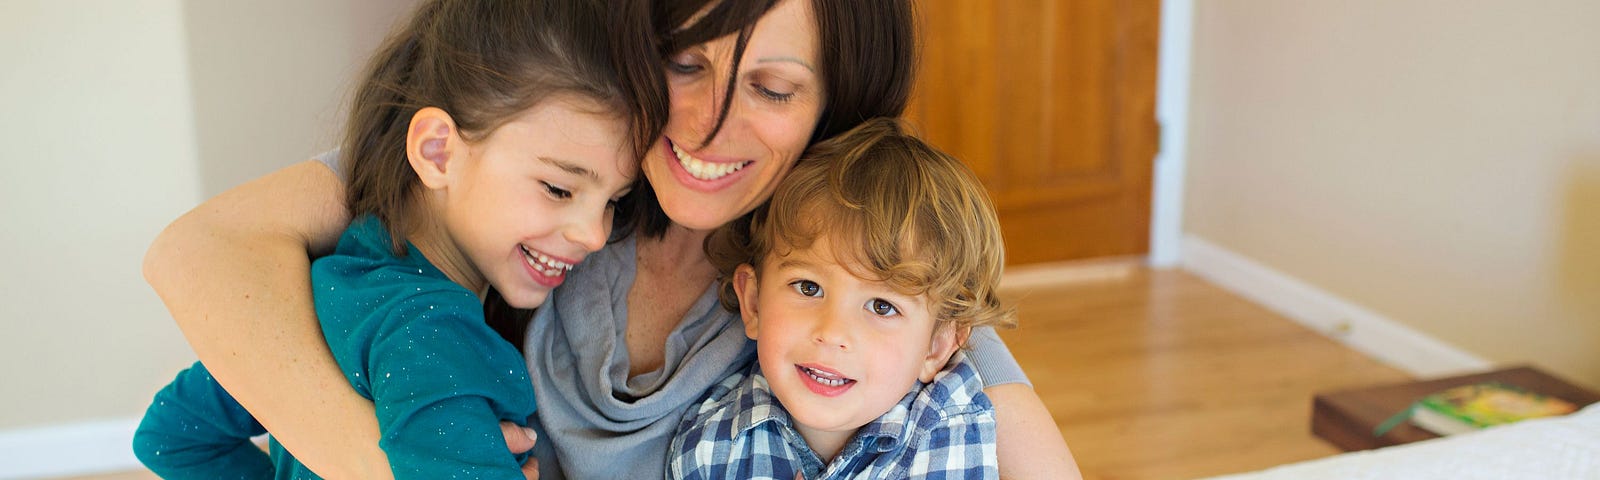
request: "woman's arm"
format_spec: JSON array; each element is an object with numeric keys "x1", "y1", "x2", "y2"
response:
[
  {"x1": 986, "y1": 384, "x2": 1083, "y2": 479},
  {"x1": 141, "y1": 160, "x2": 393, "y2": 479},
  {"x1": 964, "y1": 327, "x2": 1082, "y2": 479}
]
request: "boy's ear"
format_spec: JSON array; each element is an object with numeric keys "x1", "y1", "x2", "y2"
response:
[
  {"x1": 732, "y1": 264, "x2": 761, "y2": 340},
  {"x1": 918, "y1": 324, "x2": 969, "y2": 383},
  {"x1": 406, "y1": 107, "x2": 459, "y2": 190}
]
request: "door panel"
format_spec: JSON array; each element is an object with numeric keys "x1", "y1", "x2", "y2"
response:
[{"x1": 906, "y1": 0, "x2": 1160, "y2": 265}]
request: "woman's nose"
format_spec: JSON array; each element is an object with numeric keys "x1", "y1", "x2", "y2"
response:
[{"x1": 673, "y1": 75, "x2": 734, "y2": 148}]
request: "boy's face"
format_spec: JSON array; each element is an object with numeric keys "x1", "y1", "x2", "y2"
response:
[{"x1": 733, "y1": 234, "x2": 963, "y2": 453}]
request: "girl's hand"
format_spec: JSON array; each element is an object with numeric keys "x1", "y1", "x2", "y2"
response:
[{"x1": 500, "y1": 421, "x2": 539, "y2": 479}]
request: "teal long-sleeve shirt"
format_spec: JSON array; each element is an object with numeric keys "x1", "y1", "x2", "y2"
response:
[{"x1": 134, "y1": 216, "x2": 536, "y2": 479}]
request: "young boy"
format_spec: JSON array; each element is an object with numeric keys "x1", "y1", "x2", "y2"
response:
[{"x1": 669, "y1": 118, "x2": 1017, "y2": 479}]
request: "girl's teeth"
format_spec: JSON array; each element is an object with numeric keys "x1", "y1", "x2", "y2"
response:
[
  {"x1": 671, "y1": 143, "x2": 747, "y2": 181},
  {"x1": 521, "y1": 247, "x2": 573, "y2": 277}
]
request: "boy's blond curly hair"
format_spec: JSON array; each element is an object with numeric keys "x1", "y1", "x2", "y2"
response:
[{"x1": 707, "y1": 117, "x2": 1016, "y2": 333}]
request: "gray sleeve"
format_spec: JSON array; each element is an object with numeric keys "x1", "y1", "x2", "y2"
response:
[
  {"x1": 966, "y1": 326, "x2": 1032, "y2": 388},
  {"x1": 314, "y1": 148, "x2": 345, "y2": 181}
]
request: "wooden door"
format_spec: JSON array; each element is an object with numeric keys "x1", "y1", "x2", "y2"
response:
[{"x1": 906, "y1": 0, "x2": 1160, "y2": 265}]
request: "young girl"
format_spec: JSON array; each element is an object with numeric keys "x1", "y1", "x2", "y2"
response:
[{"x1": 132, "y1": 0, "x2": 650, "y2": 478}]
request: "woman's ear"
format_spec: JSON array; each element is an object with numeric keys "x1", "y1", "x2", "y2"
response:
[
  {"x1": 732, "y1": 264, "x2": 761, "y2": 340},
  {"x1": 406, "y1": 107, "x2": 459, "y2": 190},
  {"x1": 918, "y1": 324, "x2": 969, "y2": 383}
]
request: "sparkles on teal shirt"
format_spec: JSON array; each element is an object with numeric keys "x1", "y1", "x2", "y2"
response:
[{"x1": 134, "y1": 215, "x2": 537, "y2": 479}]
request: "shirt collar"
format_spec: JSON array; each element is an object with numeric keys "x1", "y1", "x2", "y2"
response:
[{"x1": 730, "y1": 352, "x2": 987, "y2": 455}]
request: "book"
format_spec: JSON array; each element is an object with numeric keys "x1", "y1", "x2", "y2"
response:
[{"x1": 1408, "y1": 382, "x2": 1578, "y2": 436}]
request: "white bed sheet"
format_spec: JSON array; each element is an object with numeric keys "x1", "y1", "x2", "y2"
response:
[{"x1": 1201, "y1": 403, "x2": 1600, "y2": 480}]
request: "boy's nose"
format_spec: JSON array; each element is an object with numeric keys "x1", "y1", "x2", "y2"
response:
[{"x1": 811, "y1": 308, "x2": 851, "y2": 351}]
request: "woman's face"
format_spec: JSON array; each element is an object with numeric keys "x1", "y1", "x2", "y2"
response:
[{"x1": 644, "y1": 0, "x2": 825, "y2": 232}]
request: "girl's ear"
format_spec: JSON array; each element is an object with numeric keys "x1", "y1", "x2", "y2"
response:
[
  {"x1": 732, "y1": 264, "x2": 761, "y2": 340},
  {"x1": 918, "y1": 324, "x2": 969, "y2": 383},
  {"x1": 406, "y1": 107, "x2": 460, "y2": 190}
]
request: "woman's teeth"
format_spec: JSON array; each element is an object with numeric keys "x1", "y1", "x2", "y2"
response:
[
  {"x1": 672, "y1": 143, "x2": 748, "y2": 180},
  {"x1": 801, "y1": 366, "x2": 852, "y2": 387},
  {"x1": 521, "y1": 246, "x2": 572, "y2": 277}
]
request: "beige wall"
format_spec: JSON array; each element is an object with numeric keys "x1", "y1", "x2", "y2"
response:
[
  {"x1": 0, "y1": 0, "x2": 413, "y2": 431},
  {"x1": 0, "y1": 0, "x2": 200, "y2": 431},
  {"x1": 1185, "y1": 1, "x2": 1600, "y2": 388},
  {"x1": 184, "y1": 0, "x2": 416, "y2": 197}
]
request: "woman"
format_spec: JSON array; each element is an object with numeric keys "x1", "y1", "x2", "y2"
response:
[{"x1": 143, "y1": 0, "x2": 1080, "y2": 478}]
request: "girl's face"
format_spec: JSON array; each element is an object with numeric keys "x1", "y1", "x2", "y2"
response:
[
  {"x1": 438, "y1": 97, "x2": 635, "y2": 308},
  {"x1": 643, "y1": 0, "x2": 826, "y2": 232}
]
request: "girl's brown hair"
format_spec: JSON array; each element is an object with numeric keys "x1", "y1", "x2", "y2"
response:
[
  {"x1": 707, "y1": 118, "x2": 1016, "y2": 332},
  {"x1": 342, "y1": 0, "x2": 662, "y2": 253}
]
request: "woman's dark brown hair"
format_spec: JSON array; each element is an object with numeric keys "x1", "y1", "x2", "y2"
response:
[
  {"x1": 629, "y1": 0, "x2": 920, "y2": 238},
  {"x1": 342, "y1": 0, "x2": 661, "y2": 254},
  {"x1": 493, "y1": 0, "x2": 920, "y2": 347}
]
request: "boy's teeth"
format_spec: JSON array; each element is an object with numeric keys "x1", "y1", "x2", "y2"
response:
[
  {"x1": 802, "y1": 366, "x2": 851, "y2": 388},
  {"x1": 671, "y1": 143, "x2": 747, "y2": 180}
]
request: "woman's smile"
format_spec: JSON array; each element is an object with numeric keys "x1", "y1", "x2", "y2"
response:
[{"x1": 664, "y1": 137, "x2": 754, "y2": 185}]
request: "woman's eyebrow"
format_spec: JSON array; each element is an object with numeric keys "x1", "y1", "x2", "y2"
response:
[
  {"x1": 540, "y1": 156, "x2": 598, "y2": 183},
  {"x1": 756, "y1": 56, "x2": 815, "y2": 73}
]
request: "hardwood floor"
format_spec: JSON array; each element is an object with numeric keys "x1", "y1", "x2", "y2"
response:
[
  {"x1": 72, "y1": 267, "x2": 1410, "y2": 480},
  {"x1": 997, "y1": 266, "x2": 1411, "y2": 479}
]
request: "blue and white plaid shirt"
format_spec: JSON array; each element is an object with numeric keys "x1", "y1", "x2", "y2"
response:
[{"x1": 667, "y1": 352, "x2": 997, "y2": 479}]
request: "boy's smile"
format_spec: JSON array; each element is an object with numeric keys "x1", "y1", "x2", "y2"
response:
[
  {"x1": 795, "y1": 363, "x2": 854, "y2": 396},
  {"x1": 733, "y1": 234, "x2": 961, "y2": 460}
]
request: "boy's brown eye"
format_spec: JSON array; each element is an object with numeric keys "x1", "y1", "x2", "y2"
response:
[
  {"x1": 868, "y1": 299, "x2": 898, "y2": 316},
  {"x1": 789, "y1": 280, "x2": 821, "y2": 297}
]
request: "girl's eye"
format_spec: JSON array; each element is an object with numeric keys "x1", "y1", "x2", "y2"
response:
[
  {"x1": 542, "y1": 181, "x2": 572, "y2": 200},
  {"x1": 789, "y1": 280, "x2": 821, "y2": 297},
  {"x1": 867, "y1": 299, "x2": 899, "y2": 317}
]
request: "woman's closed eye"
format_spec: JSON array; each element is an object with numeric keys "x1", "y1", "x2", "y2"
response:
[
  {"x1": 789, "y1": 279, "x2": 821, "y2": 297},
  {"x1": 542, "y1": 181, "x2": 572, "y2": 201},
  {"x1": 866, "y1": 298, "x2": 899, "y2": 317},
  {"x1": 665, "y1": 52, "x2": 705, "y2": 75},
  {"x1": 749, "y1": 73, "x2": 798, "y2": 103},
  {"x1": 752, "y1": 82, "x2": 794, "y2": 103}
]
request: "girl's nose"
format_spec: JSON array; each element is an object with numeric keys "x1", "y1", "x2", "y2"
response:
[{"x1": 564, "y1": 208, "x2": 609, "y2": 253}]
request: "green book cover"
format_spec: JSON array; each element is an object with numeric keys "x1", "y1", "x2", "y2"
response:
[
  {"x1": 1412, "y1": 382, "x2": 1578, "y2": 435},
  {"x1": 1374, "y1": 381, "x2": 1579, "y2": 437}
]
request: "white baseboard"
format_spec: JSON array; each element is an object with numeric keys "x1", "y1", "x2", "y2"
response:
[
  {"x1": 1179, "y1": 235, "x2": 1492, "y2": 378},
  {"x1": 0, "y1": 418, "x2": 142, "y2": 480}
]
